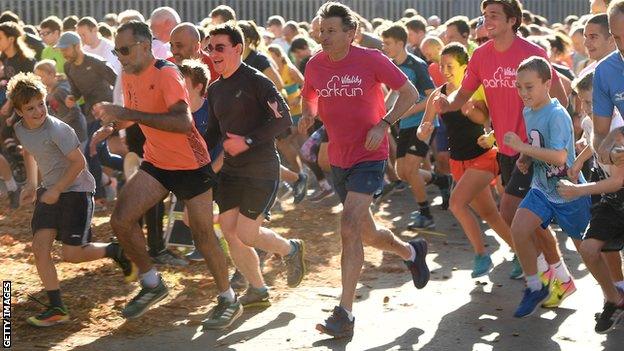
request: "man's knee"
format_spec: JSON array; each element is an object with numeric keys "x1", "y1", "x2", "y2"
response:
[
  {"x1": 580, "y1": 239, "x2": 603, "y2": 262},
  {"x1": 61, "y1": 246, "x2": 82, "y2": 263}
]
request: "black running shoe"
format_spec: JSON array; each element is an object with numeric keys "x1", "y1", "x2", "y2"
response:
[
  {"x1": 316, "y1": 306, "x2": 354, "y2": 339},
  {"x1": 202, "y1": 296, "x2": 243, "y2": 330},
  {"x1": 239, "y1": 287, "x2": 271, "y2": 308},
  {"x1": 405, "y1": 239, "x2": 430, "y2": 289},
  {"x1": 230, "y1": 269, "x2": 249, "y2": 290},
  {"x1": 109, "y1": 242, "x2": 138, "y2": 283},
  {"x1": 293, "y1": 173, "x2": 309, "y2": 204},
  {"x1": 433, "y1": 174, "x2": 453, "y2": 210},
  {"x1": 121, "y1": 276, "x2": 169, "y2": 319},
  {"x1": 595, "y1": 301, "x2": 624, "y2": 334}
]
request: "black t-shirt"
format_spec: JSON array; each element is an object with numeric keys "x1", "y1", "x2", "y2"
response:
[
  {"x1": 440, "y1": 84, "x2": 488, "y2": 161},
  {"x1": 125, "y1": 124, "x2": 146, "y2": 157},
  {"x1": 244, "y1": 50, "x2": 271, "y2": 73},
  {"x1": 205, "y1": 63, "x2": 291, "y2": 180},
  {"x1": 1, "y1": 53, "x2": 35, "y2": 79}
]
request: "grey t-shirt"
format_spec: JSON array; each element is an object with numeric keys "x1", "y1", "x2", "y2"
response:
[
  {"x1": 47, "y1": 79, "x2": 88, "y2": 143},
  {"x1": 64, "y1": 53, "x2": 116, "y2": 123},
  {"x1": 14, "y1": 116, "x2": 96, "y2": 193}
]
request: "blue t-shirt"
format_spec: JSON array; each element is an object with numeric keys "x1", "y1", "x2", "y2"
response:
[
  {"x1": 593, "y1": 51, "x2": 624, "y2": 119},
  {"x1": 396, "y1": 53, "x2": 434, "y2": 129},
  {"x1": 523, "y1": 98, "x2": 584, "y2": 203},
  {"x1": 193, "y1": 98, "x2": 223, "y2": 161}
]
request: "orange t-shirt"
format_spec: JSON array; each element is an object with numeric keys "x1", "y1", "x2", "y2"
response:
[{"x1": 122, "y1": 59, "x2": 209, "y2": 170}]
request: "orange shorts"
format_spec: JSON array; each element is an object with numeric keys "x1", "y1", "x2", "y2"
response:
[{"x1": 449, "y1": 148, "x2": 499, "y2": 182}]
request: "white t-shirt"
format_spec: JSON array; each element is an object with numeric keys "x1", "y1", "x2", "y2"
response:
[
  {"x1": 152, "y1": 39, "x2": 171, "y2": 59},
  {"x1": 83, "y1": 38, "x2": 121, "y2": 73},
  {"x1": 582, "y1": 110, "x2": 624, "y2": 176}
]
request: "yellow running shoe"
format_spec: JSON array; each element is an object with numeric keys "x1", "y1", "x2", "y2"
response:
[
  {"x1": 542, "y1": 278, "x2": 577, "y2": 308},
  {"x1": 26, "y1": 306, "x2": 70, "y2": 327}
]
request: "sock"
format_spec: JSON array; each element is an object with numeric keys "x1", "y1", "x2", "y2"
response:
[
  {"x1": 537, "y1": 253, "x2": 548, "y2": 273},
  {"x1": 219, "y1": 287, "x2": 236, "y2": 302},
  {"x1": 418, "y1": 202, "x2": 431, "y2": 218},
  {"x1": 251, "y1": 285, "x2": 269, "y2": 294},
  {"x1": 407, "y1": 243, "x2": 417, "y2": 262},
  {"x1": 104, "y1": 243, "x2": 118, "y2": 259},
  {"x1": 526, "y1": 274, "x2": 542, "y2": 292},
  {"x1": 5, "y1": 178, "x2": 17, "y2": 192},
  {"x1": 140, "y1": 268, "x2": 159, "y2": 288},
  {"x1": 551, "y1": 261, "x2": 571, "y2": 282},
  {"x1": 287, "y1": 240, "x2": 297, "y2": 256},
  {"x1": 615, "y1": 281, "x2": 624, "y2": 291},
  {"x1": 46, "y1": 289, "x2": 63, "y2": 308},
  {"x1": 319, "y1": 179, "x2": 331, "y2": 190},
  {"x1": 342, "y1": 307, "x2": 354, "y2": 321}
]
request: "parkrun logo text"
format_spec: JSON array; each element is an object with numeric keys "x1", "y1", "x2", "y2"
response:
[
  {"x1": 483, "y1": 67, "x2": 517, "y2": 89},
  {"x1": 316, "y1": 75, "x2": 364, "y2": 98}
]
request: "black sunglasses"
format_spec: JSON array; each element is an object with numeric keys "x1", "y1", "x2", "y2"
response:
[
  {"x1": 111, "y1": 42, "x2": 142, "y2": 56},
  {"x1": 206, "y1": 43, "x2": 231, "y2": 53}
]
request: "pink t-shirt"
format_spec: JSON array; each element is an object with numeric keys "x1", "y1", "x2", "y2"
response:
[
  {"x1": 302, "y1": 45, "x2": 407, "y2": 168},
  {"x1": 462, "y1": 36, "x2": 560, "y2": 156}
]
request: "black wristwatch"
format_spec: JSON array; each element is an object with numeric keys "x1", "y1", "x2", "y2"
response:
[
  {"x1": 381, "y1": 118, "x2": 393, "y2": 127},
  {"x1": 245, "y1": 137, "x2": 253, "y2": 147}
]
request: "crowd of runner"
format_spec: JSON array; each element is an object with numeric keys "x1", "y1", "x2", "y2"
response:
[{"x1": 2, "y1": 0, "x2": 624, "y2": 339}]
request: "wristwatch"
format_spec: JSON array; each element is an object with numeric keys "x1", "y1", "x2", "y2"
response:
[{"x1": 245, "y1": 137, "x2": 253, "y2": 146}]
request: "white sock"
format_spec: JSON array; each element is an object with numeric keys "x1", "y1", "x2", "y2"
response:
[
  {"x1": 140, "y1": 268, "x2": 159, "y2": 288},
  {"x1": 5, "y1": 178, "x2": 17, "y2": 192},
  {"x1": 615, "y1": 281, "x2": 624, "y2": 291},
  {"x1": 319, "y1": 179, "x2": 331, "y2": 190},
  {"x1": 407, "y1": 243, "x2": 417, "y2": 262},
  {"x1": 551, "y1": 261, "x2": 571, "y2": 282},
  {"x1": 526, "y1": 274, "x2": 542, "y2": 292},
  {"x1": 537, "y1": 253, "x2": 548, "y2": 273},
  {"x1": 343, "y1": 307, "x2": 354, "y2": 321},
  {"x1": 219, "y1": 287, "x2": 236, "y2": 302}
]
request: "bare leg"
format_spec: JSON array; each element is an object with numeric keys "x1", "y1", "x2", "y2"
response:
[
  {"x1": 581, "y1": 239, "x2": 622, "y2": 302},
  {"x1": 604, "y1": 251, "x2": 624, "y2": 282},
  {"x1": 110, "y1": 170, "x2": 169, "y2": 274},
  {"x1": 511, "y1": 208, "x2": 543, "y2": 276},
  {"x1": 32, "y1": 229, "x2": 59, "y2": 290}
]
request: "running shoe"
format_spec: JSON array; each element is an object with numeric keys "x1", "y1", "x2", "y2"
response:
[
  {"x1": 185, "y1": 248, "x2": 204, "y2": 262},
  {"x1": 433, "y1": 174, "x2": 453, "y2": 210},
  {"x1": 230, "y1": 270, "x2": 249, "y2": 290},
  {"x1": 513, "y1": 283, "x2": 550, "y2": 318},
  {"x1": 471, "y1": 254, "x2": 494, "y2": 278},
  {"x1": 292, "y1": 173, "x2": 309, "y2": 204},
  {"x1": 284, "y1": 239, "x2": 306, "y2": 288},
  {"x1": 121, "y1": 276, "x2": 169, "y2": 319},
  {"x1": 407, "y1": 213, "x2": 435, "y2": 231},
  {"x1": 239, "y1": 287, "x2": 271, "y2": 308},
  {"x1": 109, "y1": 242, "x2": 139, "y2": 283},
  {"x1": 539, "y1": 267, "x2": 555, "y2": 287},
  {"x1": 542, "y1": 278, "x2": 576, "y2": 308},
  {"x1": 394, "y1": 180, "x2": 408, "y2": 192},
  {"x1": 202, "y1": 296, "x2": 243, "y2": 330},
  {"x1": 152, "y1": 249, "x2": 189, "y2": 267},
  {"x1": 373, "y1": 180, "x2": 400, "y2": 205},
  {"x1": 316, "y1": 306, "x2": 355, "y2": 339},
  {"x1": 595, "y1": 301, "x2": 624, "y2": 334},
  {"x1": 308, "y1": 188, "x2": 335, "y2": 203},
  {"x1": 405, "y1": 238, "x2": 430, "y2": 289},
  {"x1": 509, "y1": 255, "x2": 524, "y2": 280},
  {"x1": 26, "y1": 305, "x2": 69, "y2": 327}
]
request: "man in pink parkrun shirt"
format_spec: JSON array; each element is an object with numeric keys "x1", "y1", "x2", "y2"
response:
[
  {"x1": 298, "y1": 2, "x2": 430, "y2": 339},
  {"x1": 435, "y1": 0, "x2": 572, "y2": 288}
]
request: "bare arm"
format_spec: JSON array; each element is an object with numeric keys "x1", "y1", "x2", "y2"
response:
[
  {"x1": 401, "y1": 88, "x2": 433, "y2": 117},
  {"x1": 441, "y1": 87, "x2": 474, "y2": 113},
  {"x1": 50, "y1": 148, "x2": 86, "y2": 194},
  {"x1": 594, "y1": 116, "x2": 617, "y2": 164},
  {"x1": 298, "y1": 98, "x2": 319, "y2": 134},
  {"x1": 382, "y1": 80, "x2": 419, "y2": 125},
  {"x1": 93, "y1": 101, "x2": 193, "y2": 134},
  {"x1": 263, "y1": 66, "x2": 284, "y2": 91},
  {"x1": 550, "y1": 72, "x2": 569, "y2": 107},
  {"x1": 289, "y1": 65, "x2": 305, "y2": 86},
  {"x1": 510, "y1": 140, "x2": 568, "y2": 166},
  {"x1": 463, "y1": 99, "x2": 489, "y2": 125}
]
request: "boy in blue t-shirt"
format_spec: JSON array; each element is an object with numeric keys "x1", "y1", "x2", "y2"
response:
[{"x1": 503, "y1": 56, "x2": 591, "y2": 318}]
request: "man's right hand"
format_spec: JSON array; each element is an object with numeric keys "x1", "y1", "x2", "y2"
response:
[
  {"x1": 433, "y1": 93, "x2": 450, "y2": 114},
  {"x1": 19, "y1": 184, "x2": 36, "y2": 207},
  {"x1": 89, "y1": 125, "x2": 115, "y2": 156},
  {"x1": 298, "y1": 115, "x2": 315, "y2": 135}
]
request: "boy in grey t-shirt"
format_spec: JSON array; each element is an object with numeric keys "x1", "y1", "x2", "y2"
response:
[{"x1": 7, "y1": 72, "x2": 137, "y2": 327}]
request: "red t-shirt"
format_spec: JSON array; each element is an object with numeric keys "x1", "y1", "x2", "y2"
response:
[
  {"x1": 301, "y1": 46, "x2": 407, "y2": 168},
  {"x1": 167, "y1": 50, "x2": 219, "y2": 84},
  {"x1": 428, "y1": 62, "x2": 445, "y2": 87},
  {"x1": 462, "y1": 36, "x2": 560, "y2": 156},
  {"x1": 123, "y1": 59, "x2": 209, "y2": 170}
]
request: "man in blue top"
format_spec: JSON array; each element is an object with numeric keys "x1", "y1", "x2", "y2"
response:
[
  {"x1": 594, "y1": 0, "x2": 624, "y2": 166},
  {"x1": 503, "y1": 56, "x2": 591, "y2": 318},
  {"x1": 381, "y1": 23, "x2": 452, "y2": 230}
]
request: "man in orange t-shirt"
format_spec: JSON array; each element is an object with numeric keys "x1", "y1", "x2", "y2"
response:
[{"x1": 92, "y1": 21, "x2": 241, "y2": 329}]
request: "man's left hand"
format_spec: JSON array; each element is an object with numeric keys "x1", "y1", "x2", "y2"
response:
[{"x1": 365, "y1": 121, "x2": 389, "y2": 151}]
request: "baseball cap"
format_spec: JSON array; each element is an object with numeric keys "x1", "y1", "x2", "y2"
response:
[{"x1": 55, "y1": 31, "x2": 81, "y2": 49}]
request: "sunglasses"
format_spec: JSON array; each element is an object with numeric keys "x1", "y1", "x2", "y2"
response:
[
  {"x1": 206, "y1": 43, "x2": 231, "y2": 53},
  {"x1": 111, "y1": 42, "x2": 142, "y2": 56}
]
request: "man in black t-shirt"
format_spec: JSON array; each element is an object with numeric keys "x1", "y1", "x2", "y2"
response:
[{"x1": 204, "y1": 23, "x2": 307, "y2": 308}]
